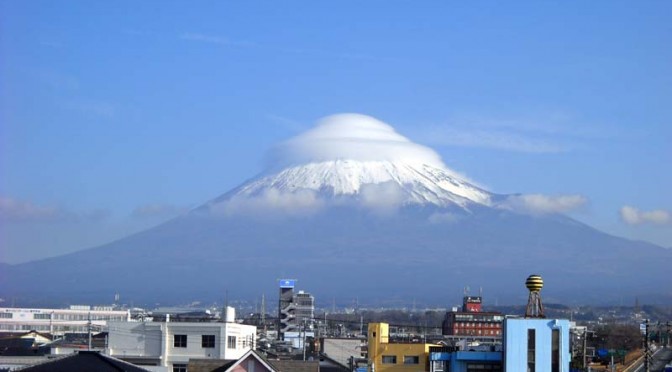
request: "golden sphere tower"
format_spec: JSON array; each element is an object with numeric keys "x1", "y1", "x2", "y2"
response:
[{"x1": 525, "y1": 274, "x2": 545, "y2": 318}]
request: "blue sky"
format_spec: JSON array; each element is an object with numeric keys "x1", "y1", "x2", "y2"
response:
[{"x1": 1, "y1": 1, "x2": 671, "y2": 263}]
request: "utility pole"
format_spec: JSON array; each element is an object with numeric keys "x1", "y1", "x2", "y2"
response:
[
  {"x1": 87, "y1": 312, "x2": 92, "y2": 351},
  {"x1": 223, "y1": 289, "x2": 229, "y2": 320},
  {"x1": 644, "y1": 319, "x2": 650, "y2": 372},
  {"x1": 583, "y1": 329, "x2": 588, "y2": 370},
  {"x1": 261, "y1": 293, "x2": 266, "y2": 331},
  {"x1": 302, "y1": 319, "x2": 307, "y2": 361}
]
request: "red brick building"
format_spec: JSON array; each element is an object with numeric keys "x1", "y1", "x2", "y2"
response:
[{"x1": 441, "y1": 296, "x2": 504, "y2": 337}]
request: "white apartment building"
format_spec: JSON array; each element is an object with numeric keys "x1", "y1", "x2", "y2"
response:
[
  {"x1": 107, "y1": 315, "x2": 256, "y2": 372},
  {"x1": 0, "y1": 306, "x2": 130, "y2": 334}
]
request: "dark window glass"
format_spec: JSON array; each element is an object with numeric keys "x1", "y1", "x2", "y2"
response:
[
  {"x1": 382, "y1": 355, "x2": 397, "y2": 364},
  {"x1": 202, "y1": 334, "x2": 215, "y2": 348},
  {"x1": 527, "y1": 329, "x2": 535, "y2": 372},
  {"x1": 404, "y1": 355, "x2": 420, "y2": 364},
  {"x1": 174, "y1": 334, "x2": 187, "y2": 348},
  {"x1": 551, "y1": 329, "x2": 559, "y2": 372}
]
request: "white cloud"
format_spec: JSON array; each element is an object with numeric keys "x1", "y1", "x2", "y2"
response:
[
  {"x1": 424, "y1": 127, "x2": 565, "y2": 153},
  {"x1": 0, "y1": 197, "x2": 110, "y2": 223},
  {"x1": 500, "y1": 194, "x2": 587, "y2": 215},
  {"x1": 63, "y1": 99, "x2": 116, "y2": 117},
  {"x1": 132, "y1": 204, "x2": 188, "y2": 219},
  {"x1": 211, "y1": 189, "x2": 325, "y2": 218},
  {"x1": 271, "y1": 113, "x2": 447, "y2": 168},
  {"x1": 428, "y1": 212, "x2": 461, "y2": 224},
  {"x1": 209, "y1": 182, "x2": 409, "y2": 218},
  {"x1": 359, "y1": 182, "x2": 405, "y2": 215},
  {"x1": 179, "y1": 33, "x2": 254, "y2": 47},
  {"x1": 0, "y1": 197, "x2": 63, "y2": 222},
  {"x1": 414, "y1": 111, "x2": 617, "y2": 153},
  {"x1": 620, "y1": 206, "x2": 670, "y2": 225}
]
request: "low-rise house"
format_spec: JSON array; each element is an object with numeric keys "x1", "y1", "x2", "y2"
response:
[
  {"x1": 189, "y1": 349, "x2": 321, "y2": 372},
  {"x1": 107, "y1": 319, "x2": 256, "y2": 371},
  {"x1": 17, "y1": 350, "x2": 150, "y2": 372},
  {"x1": 320, "y1": 337, "x2": 366, "y2": 368}
]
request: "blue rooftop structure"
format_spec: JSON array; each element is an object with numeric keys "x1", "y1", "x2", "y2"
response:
[{"x1": 430, "y1": 349, "x2": 502, "y2": 372}]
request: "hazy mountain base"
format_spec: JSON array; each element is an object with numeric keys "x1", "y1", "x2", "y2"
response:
[{"x1": 1, "y1": 205, "x2": 670, "y2": 307}]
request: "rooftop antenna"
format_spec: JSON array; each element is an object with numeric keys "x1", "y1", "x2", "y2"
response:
[
  {"x1": 261, "y1": 293, "x2": 266, "y2": 332},
  {"x1": 223, "y1": 289, "x2": 228, "y2": 321}
]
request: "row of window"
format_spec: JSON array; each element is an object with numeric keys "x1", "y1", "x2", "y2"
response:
[
  {"x1": 381, "y1": 355, "x2": 419, "y2": 364},
  {"x1": 455, "y1": 322, "x2": 501, "y2": 328},
  {"x1": 432, "y1": 360, "x2": 502, "y2": 371},
  {"x1": 173, "y1": 334, "x2": 239, "y2": 349},
  {"x1": 0, "y1": 324, "x2": 91, "y2": 332},
  {"x1": 454, "y1": 314, "x2": 504, "y2": 321},
  {"x1": 48, "y1": 314, "x2": 126, "y2": 321},
  {"x1": 453, "y1": 329, "x2": 501, "y2": 335},
  {"x1": 0, "y1": 313, "x2": 128, "y2": 321}
]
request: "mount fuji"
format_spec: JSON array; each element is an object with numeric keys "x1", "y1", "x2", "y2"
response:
[{"x1": 2, "y1": 114, "x2": 670, "y2": 306}]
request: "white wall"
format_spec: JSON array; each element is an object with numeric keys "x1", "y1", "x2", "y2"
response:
[{"x1": 107, "y1": 321, "x2": 256, "y2": 367}]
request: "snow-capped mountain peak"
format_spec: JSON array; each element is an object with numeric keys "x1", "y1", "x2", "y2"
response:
[
  {"x1": 209, "y1": 114, "x2": 492, "y2": 209},
  {"x1": 225, "y1": 160, "x2": 491, "y2": 208}
]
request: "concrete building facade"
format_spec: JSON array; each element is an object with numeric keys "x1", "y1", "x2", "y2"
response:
[
  {"x1": 277, "y1": 279, "x2": 315, "y2": 341},
  {"x1": 442, "y1": 296, "x2": 503, "y2": 337},
  {"x1": 0, "y1": 306, "x2": 130, "y2": 335},
  {"x1": 502, "y1": 318, "x2": 570, "y2": 372},
  {"x1": 107, "y1": 318, "x2": 256, "y2": 372},
  {"x1": 368, "y1": 322, "x2": 437, "y2": 372}
]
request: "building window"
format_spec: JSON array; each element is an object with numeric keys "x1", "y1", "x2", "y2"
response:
[
  {"x1": 404, "y1": 356, "x2": 420, "y2": 364},
  {"x1": 33, "y1": 313, "x2": 51, "y2": 319},
  {"x1": 173, "y1": 363, "x2": 187, "y2": 372},
  {"x1": 174, "y1": 334, "x2": 187, "y2": 348},
  {"x1": 227, "y1": 335, "x2": 237, "y2": 349},
  {"x1": 551, "y1": 329, "x2": 560, "y2": 372},
  {"x1": 202, "y1": 335, "x2": 215, "y2": 348},
  {"x1": 432, "y1": 360, "x2": 448, "y2": 372},
  {"x1": 527, "y1": 329, "x2": 535, "y2": 372},
  {"x1": 0, "y1": 313, "x2": 12, "y2": 319},
  {"x1": 466, "y1": 362, "x2": 501, "y2": 370},
  {"x1": 382, "y1": 355, "x2": 397, "y2": 364}
]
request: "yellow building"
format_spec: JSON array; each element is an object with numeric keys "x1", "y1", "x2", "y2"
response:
[{"x1": 368, "y1": 323, "x2": 438, "y2": 372}]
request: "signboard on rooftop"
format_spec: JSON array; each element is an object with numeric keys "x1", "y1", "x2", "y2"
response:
[{"x1": 279, "y1": 279, "x2": 296, "y2": 288}]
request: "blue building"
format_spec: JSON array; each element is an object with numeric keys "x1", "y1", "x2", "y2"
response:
[
  {"x1": 429, "y1": 347, "x2": 502, "y2": 372},
  {"x1": 502, "y1": 318, "x2": 570, "y2": 372},
  {"x1": 428, "y1": 317, "x2": 570, "y2": 372}
]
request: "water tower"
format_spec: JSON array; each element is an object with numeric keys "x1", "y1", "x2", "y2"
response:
[{"x1": 524, "y1": 274, "x2": 545, "y2": 318}]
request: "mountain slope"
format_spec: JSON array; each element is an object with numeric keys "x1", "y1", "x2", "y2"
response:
[
  {"x1": 2, "y1": 113, "x2": 670, "y2": 306},
  {"x1": 1, "y1": 204, "x2": 670, "y2": 306}
]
